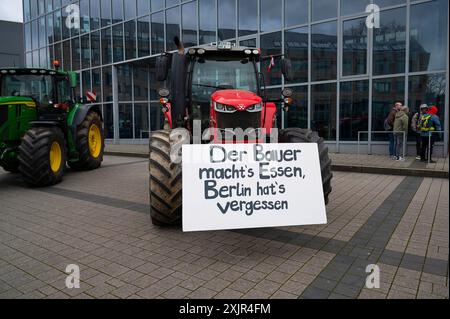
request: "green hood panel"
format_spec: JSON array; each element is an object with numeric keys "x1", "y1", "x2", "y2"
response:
[{"x1": 0, "y1": 96, "x2": 36, "y2": 105}]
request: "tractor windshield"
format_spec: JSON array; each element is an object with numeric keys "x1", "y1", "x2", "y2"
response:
[
  {"x1": 0, "y1": 74, "x2": 53, "y2": 105},
  {"x1": 191, "y1": 58, "x2": 258, "y2": 103}
]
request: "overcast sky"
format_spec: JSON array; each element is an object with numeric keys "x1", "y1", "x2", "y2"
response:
[{"x1": 0, "y1": 0, "x2": 23, "y2": 23}]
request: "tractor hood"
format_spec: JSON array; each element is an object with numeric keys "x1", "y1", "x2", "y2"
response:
[
  {"x1": 211, "y1": 90, "x2": 262, "y2": 110},
  {"x1": 0, "y1": 96, "x2": 36, "y2": 106}
]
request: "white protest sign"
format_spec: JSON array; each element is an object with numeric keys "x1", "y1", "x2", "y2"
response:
[{"x1": 182, "y1": 143, "x2": 327, "y2": 232}]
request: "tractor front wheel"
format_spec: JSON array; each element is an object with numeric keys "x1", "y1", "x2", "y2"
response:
[
  {"x1": 149, "y1": 130, "x2": 182, "y2": 226},
  {"x1": 279, "y1": 128, "x2": 333, "y2": 205},
  {"x1": 68, "y1": 111, "x2": 104, "y2": 171},
  {"x1": 18, "y1": 127, "x2": 66, "y2": 187}
]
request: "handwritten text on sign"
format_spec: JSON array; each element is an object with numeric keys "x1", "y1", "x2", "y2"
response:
[{"x1": 182, "y1": 144, "x2": 327, "y2": 232}]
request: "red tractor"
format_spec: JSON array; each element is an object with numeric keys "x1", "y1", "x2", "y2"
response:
[{"x1": 149, "y1": 39, "x2": 332, "y2": 226}]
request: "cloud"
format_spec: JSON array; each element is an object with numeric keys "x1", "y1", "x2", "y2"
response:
[{"x1": 0, "y1": 0, "x2": 23, "y2": 23}]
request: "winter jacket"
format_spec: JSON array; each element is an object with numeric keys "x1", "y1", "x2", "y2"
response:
[
  {"x1": 419, "y1": 114, "x2": 442, "y2": 137},
  {"x1": 386, "y1": 108, "x2": 397, "y2": 129},
  {"x1": 411, "y1": 112, "x2": 422, "y2": 133},
  {"x1": 393, "y1": 110, "x2": 409, "y2": 134}
]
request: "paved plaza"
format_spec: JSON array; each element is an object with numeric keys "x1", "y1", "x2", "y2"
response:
[{"x1": 0, "y1": 156, "x2": 448, "y2": 299}]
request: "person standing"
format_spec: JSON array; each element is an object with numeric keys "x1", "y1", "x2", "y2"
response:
[
  {"x1": 420, "y1": 106, "x2": 442, "y2": 163},
  {"x1": 385, "y1": 102, "x2": 402, "y2": 158},
  {"x1": 411, "y1": 104, "x2": 429, "y2": 160},
  {"x1": 393, "y1": 106, "x2": 409, "y2": 161}
]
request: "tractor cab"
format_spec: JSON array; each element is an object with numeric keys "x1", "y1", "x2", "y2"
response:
[{"x1": 156, "y1": 41, "x2": 293, "y2": 141}]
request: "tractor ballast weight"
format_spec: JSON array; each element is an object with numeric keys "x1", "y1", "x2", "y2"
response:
[
  {"x1": 149, "y1": 40, "x2": 333, "y2": 226},
  {"x1": 0, "y1": 67, "x2": 105, "y2": 186}
]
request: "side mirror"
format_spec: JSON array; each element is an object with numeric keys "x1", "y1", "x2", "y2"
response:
[
  {"x1": 281, "y1": 59, "x2": 293, "y2": 82},
  {"x1": 156, "y1": 53, "x2": 171, "y2": 82}
]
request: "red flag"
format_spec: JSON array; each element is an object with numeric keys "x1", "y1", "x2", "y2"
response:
[{"x1": 267, "y1": 55, "x2": 275, "y2": 72}]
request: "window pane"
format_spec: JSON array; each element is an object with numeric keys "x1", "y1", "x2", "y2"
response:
[
  {"x1": 24, "y1": 0, "x2": 31, "y2": 22},
  {"x1": 408, "y1": 74, "x2": 446, "y2": 122},
  {"x1": 138, "y1": 0, "x2": 150, "y2": 13},
  {"x1": 312, "y1": 21, "x2": 337, "y2": 81},
  {"x1": 112, "y1": 0, "x2": 124, "y2": 23},
  {"x1": 113, "y1": 24, "x2": 124, "y2": 62},
  {"x1": 238, "y1": 0, "x2": 257, "y2": 37},
  {"x1": 134, "y1": 67, "x2": 149, "y2": 101},
  {"x1": 46, "y1": 14, "x2": 53, "y2": 44},
  {"x1": 82, "y1": 70, "x2": 91, "y2": 94},
  {"x1": 71, "y1": 37, "x2": 81, "y2": 71},
  {"x1": 118, "y1": 65, "x2": 132, "y2": 101},
  {"x1": 287, "y1": 86, "x2": 308, "y2": 129},
  {"x1": 62, "y1": 5, "x2": 70, "y2": 39},
  {"x1": 373, "y1": 7, "x2": 406, "y2": 75},
  {"x1": 91, "y1": 31, "x2": 101, "y2": 67},
  {"x1": 101, "y1": 0, "x2": 112, "y2": 27},
  {"x1": 135, "y1": 104, "x2": 150, "y2": 139},
  {"x1": 311, "y1": 83, "x2": 337, "y2": 141},
  {"x1": 339, "y1": 80, "x2": 369, "y2": 141},
  {"x1": 151, "y1": 0, "x2": 164, "y2": 11},
  {"x1": 104, "y1": 104, "x2": 114, "y2": 139},
  {"x1": 166, "y1": 0, "x2": 179, "y2": 7},
  {"x1": 341, "y1": 0, "x2": 370, "y2": 16},
  {"x1": 239, "y1": 38, "x2": 256, "y2": 48},
  {"x1": 62, "y1": 40, "x2": 71, "y2": 70},
  {"x1": 150, "y1": 102, "x2": 164, "y2": 131},
  {"x1": 125, "y1": 20, "x2": 137, "y2": 60},
  {"x1": 284, "y1": 27, "x2": 308, "y2": 83},
  {"x1": 342, "y1": 17, "x2": 367, "y2": 76},
  {"x1": 312, "y1": 0, "x2": 337, "y2": 22},
  {"x1": 25, "y1": 24, "x2": 32, "y2": 52},
  {"x1": 53, "y1": 10, "x2": 62, "y2": 42},
  {"x1": 80, "y1": 0, "x2": 90, "y2": 34},
  {"x1": 92, "y1": 67, "x2": 102, "y2": 102},
  {"x1": 285, "y1": 0, "x2": 308, "y2": 27},
  {"x1": 101, "y1": 27, "x2": 112, "y2": 64},
  {"x1": 166, "y1": 6, "x2": 180, "y2": 51},
  {"x1": 151, "y1": 11, "x2": 165, "y2": 54},
  {"x1": 199, "y1": 0, "x2": 216, "y2": 44},
  {"x1": 81, "y1": 34, "x2": 91, "y2": 69},
  {"x1": 376, "y1": 0, "x2": 405, "y2": 8},
  {"x1": 410, "y1": 0, "x2": 448, "y2": 72},
  {"x1": 90, "y1": 0, "x2": 101, "y2": 30},
  {"x1": 261, "y1": 32, "x2": 282, "y2": 86},
  {"x1": 261, "y1": 0, "x2": 282, "y2": 33},
  {"x1": 39, "y1": 17, "x2": 46, "y2": 48},
  {"x1": 119, "y1": 104, "x2": 133, "y2": 139},
  {"x1": 32, "y1": 20, "x2": 39, "y2": 50},
  {"x1": 182, "y1": 1, "x2": 197, "y2": 47},
  {"x1": 125, "y1": 0, "x2": 137, "y2": 20},
  {"x1": 372, "y1": 77, "x2": 404, "y2": 141},
  {"x1": 218, "y1": 0, "x2": 236, "y2": 40},
  {"x1": 138, "y1": 16, "x2": 150, "y2": 57}
]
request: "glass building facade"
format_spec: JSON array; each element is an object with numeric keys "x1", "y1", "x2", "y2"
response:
[{"x1": 22, "y1": 0, "x2": 449, "y2": 153}]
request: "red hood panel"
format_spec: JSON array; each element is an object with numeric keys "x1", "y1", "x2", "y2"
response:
[{"x1": 211, "y1": 90, "x2": 262, "y2": 108}]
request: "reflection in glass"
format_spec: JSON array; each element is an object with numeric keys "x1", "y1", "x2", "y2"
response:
[
  {"x1": 285, "y1": 0, "x2": 307, "y2": 27},
  {"x1": 125, "y1": 20, "x2": 137, "y2": 60},
  {"x1": 90, "y1": 0, "x2": 101, "y2": 30},
  {"x1": 372, "y1": 77, "x2": 404, "y2": 141},
  {"x1": 166, "y1": 6, "x2": 181, "y2": 51},
  {"x1": 135, "y1": 103, "x2": 150, "y2": 139},
  {"x1": 81, "y1": 34, "x2": 91, "y2": 69},
  {"x1": 238, "y1": 0, "x2": 257, "y2": 37},
  {"x1": 92, "y1": 67, "x2": 102, "y2": 102},
  {"x1": 340, "y1": 81, "x2": 369, "y2": 141},
  {"x1": 119, "y1": 104, "x2": 133, "y2": 139},
  {"x1": 101, "y1": 0, "x2": 112, "y2": 27},
  {"x1": 373, "y1": 8, "x2": 406, "y2": 75},
  {"x1": 312, "y1": 21, "x2": 337, "y2": 81},
  {"x1": 311, "y1": 83, "x2": 337, "y2": 141},
  {"x1": 103, "y1": 67, "x2": 113, "y2": 102},
  {"x1": 103, "y1": 104, "x2": 114, "y2": 139},
  {"x1": 199, "y1": 0, "x2": 216, "y2": 44},
  {"x1": 410, "y1": 0, "x2": 448, "y2": 72},
  {"x1": 287, "y1": 86, "x2": 308, "y2": 129},
  {"x1": 117, "y1": 65, "x2": 133, "y2": 101},
  {"x1": 112, "y1": 24, "x2": 124, "y2": 62},
  {"x1": 101, "y1": 27, "x2": 112, "y2": 65},
  {"x1": 151, "y1": 11, "x2": 165, "y2": 54},
  {"x1": 342, "y1": 17, "x2": 367, "y2": 76},
  {"x1": 91, "y1": 31, "x2": 101, "y2": 67},
  {"x1": 261, "y1": 0, "x2": 282, "y2": 33},
  {"x1": 312, "y1": 0, "x2": 337, "y2": 22},
  {"x1": 284, "y1": 27, "x2": 308, "y2": 83},
  {"x1": 138, "y1": 16, "x2": 150, "y2": 57},
  {"x1": 125, "y1": 0, "x2": 137, "y2": 20},
  {"x1": 218, "y1": 0, "x2": 236, "y2": 40},
  {"x1": 182, "y1": 1, "x2": 197, "y2": 47},
  {"x1": 341, "y1": 0, "x2": 370, "y2": 16},
  {"x1": 112, "y1": 0, "x2": 124, "y2": 23},
  {"x1": 261, "y1": 32, "x2": 282, "y2": 87},
  {"x1": 71, "y1": 37, "x2": 80, "y2": 71},
  {"x1": 409, "y1": 74, "x2": 446, "y2": 122},
  {"x1": 134, "y1": 67, "x2": 149, "y2": 101}
]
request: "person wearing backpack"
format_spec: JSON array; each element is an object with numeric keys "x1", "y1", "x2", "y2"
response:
[
  {"x1": 420, "y1": 106, "x2": 442, "y2": 163},
  {"x1": 411, "y1": 104, "x2": 429, "y2": 160},
  {"x1": 385, "y1": 102, "x2": 402, "y2": 158}
]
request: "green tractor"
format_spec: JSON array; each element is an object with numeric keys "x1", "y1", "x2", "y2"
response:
[{"x1": 0, "y1": 67, "x2": 105, "y2": 186}]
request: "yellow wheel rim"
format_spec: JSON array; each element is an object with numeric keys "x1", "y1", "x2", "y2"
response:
[
  {"x1": 88, "y1": 124, "x2": 102, "y2": 158},
  {"x1": 49, "y1": 142, "x2": 62, "y2": 173}
]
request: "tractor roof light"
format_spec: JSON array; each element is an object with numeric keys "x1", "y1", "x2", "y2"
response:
[
  {"x1": 188, "y1": 48, "x2": 196, "y2": 55},
  {"x1": 158, "y1": 88, "x2": 170, "y2": 98},
  {"x1": 197, "y1": 48, "x2": 206, "y2": 55},
  {"x1": 53, "y1": 60, "x2": 61, "y2": 69},
  {"x1": 244, "y1": 49, "x2": 252, "y2": 55},
  {"x1": 252, "y1": 49, "x2": 260, "y2": 55},
  {"x1": 30, "y1": 70, "x2": 38, "y2": 74},
  {"x1": 0, "y1": 70, "x2": 7, "y2": 74}
]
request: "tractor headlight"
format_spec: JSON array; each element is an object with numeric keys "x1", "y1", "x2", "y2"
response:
[
  {"x1": 215, "y1": 102, "x2": 236, "y2": 113},
  {"x1": 247, "y1": 103, "x2": 262, "y2": 113}
]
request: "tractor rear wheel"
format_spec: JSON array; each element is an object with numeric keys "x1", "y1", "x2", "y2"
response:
[
  {"x1": 18, "y1": 127, "x2": 66, "y2": 187},
  {"x1": 68, "y1": 111, "x2": 104, "y2": 171},
  {"x1": 279, "y1": 128, "x2": 333, "y2": 205},
  {"x1": 149, "y1": 130, "x2": 182, "y2": 226},
  {"x1": 2, "y1": 162, "x2": 19, "y2": 173}
]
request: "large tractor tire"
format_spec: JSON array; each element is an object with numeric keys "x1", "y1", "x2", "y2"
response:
[
  {"x1": 18, "y1": 127, "x2": 66, "y2": 187},
  {"x1": 279, "y1": 128, "x2": 333, "y2": 205},
  {"x1": 2, "y1": 161, "x2": 19, "y2": 173},
  {"x1": 68, "y1": 111, "x2": 104, "y2": 171},
  {"x1": 149, "y1": 130, "x2": 182, "y2": 226}
]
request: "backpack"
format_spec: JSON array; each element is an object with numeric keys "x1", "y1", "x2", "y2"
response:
[
  {"x1": 419, "y1": 114, "x2": 434, "y2": 132},
  {"x1": 384, "y1": 118, "x2": 393, "y2": 131}
]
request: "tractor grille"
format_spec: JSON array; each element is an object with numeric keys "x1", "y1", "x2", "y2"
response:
[{"x1": 216, "y1": 111, "x2": 261, "y2": 131}]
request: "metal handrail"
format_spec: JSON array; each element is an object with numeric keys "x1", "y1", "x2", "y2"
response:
[
  {"x1": 357, "y1": 131, "x2": 406, "y2": 159},
  {"x1": 427, "y1": 131, "x2": 447, "y2": 164}
]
